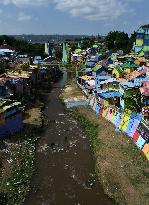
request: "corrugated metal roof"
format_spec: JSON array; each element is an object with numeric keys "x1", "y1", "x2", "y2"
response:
[
  {"x1": 79, "y1": 75, "x2": 95, "y2": 80},
  {"x1": 85, "y1": 61, "x2": 96, "y2": 67},
  {"x1": 120, "y1": 82, "x2": 137, "y2": 88},
  {"x1": 99, "y1": 91, "x2": 121, "y2": 99}
]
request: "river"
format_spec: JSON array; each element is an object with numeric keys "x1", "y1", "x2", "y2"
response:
[{"x1": 24, "y1": 71, "x2": 113, "y2": 205}]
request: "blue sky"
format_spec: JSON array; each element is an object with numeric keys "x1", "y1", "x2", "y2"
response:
[{"x1": 0, "y1": 0, "x2": 148, "y2": 35}]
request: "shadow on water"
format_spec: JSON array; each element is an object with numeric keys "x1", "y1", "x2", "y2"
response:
[{"x1": 24, "y1": 70, "x2": 114, "y2": 205}]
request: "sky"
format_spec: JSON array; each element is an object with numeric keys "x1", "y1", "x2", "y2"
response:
[{"x1": 0, "y1": 0, "x2": 148, "y2": 35}]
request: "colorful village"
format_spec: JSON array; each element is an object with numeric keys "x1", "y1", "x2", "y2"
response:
[
  {"x1": 0, "y1": 40, "x2": 62, "y2": 138},
  {"x1": 63, "y1": 25, "x2": 149, "y2": 161},
  {"x1": 0, "y1": 25, "x2": 149, "y2": 205}
]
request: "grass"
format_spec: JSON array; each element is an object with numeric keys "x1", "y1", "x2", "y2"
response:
[
  {"x1": 0, "y1": 130, "x2": 40, "y2": 205},
  {"x1": 70, "y1": 110, "x2": 100, "y2": 153}
]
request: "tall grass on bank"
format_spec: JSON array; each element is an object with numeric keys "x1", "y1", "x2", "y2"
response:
[{"x1": 70, "y1": 109, "x2": 100, "y2": 153}]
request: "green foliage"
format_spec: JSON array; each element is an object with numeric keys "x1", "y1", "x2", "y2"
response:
[
  {"x1": 0, "y1": 35, "x2": 44, "y2": 57},
  {"x1": 81, "y1": 37, "x2": 96, "y2": 50},
  {"x1": 123, "y1": 88, "x2": 142, "y2": 112},
  {"x1": 105, "y1": 31, "x2": 135, "y2": 54},
  {"x1": 70, "y1": 110, "x2": 100, "y2": 152}
]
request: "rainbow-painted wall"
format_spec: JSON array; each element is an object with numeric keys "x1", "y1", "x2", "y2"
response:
[{"x1": 88, "y1": 95, "x2": 149, "y2": 160}]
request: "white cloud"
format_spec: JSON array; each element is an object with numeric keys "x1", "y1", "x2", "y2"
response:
[
  {"x1": 17, "y1": 12, "x2": 32, "y2": 21},
  {"x1": 0, "y1": 0, "x2": 143, "y2": 21},
  {"x1": 0, "y1": 0, "x2": 49, "y2": 6},
  {"x1": 53, "y1": 0, "x2": 142, "y2": 20}
]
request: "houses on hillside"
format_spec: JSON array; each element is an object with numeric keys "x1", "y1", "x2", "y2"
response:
[
  {"x1": 134, "y1": 24, "x2": 149, "y2": 57},
  {"x1": 76, "y1": 49, "x2": 149, "y2": 122}
]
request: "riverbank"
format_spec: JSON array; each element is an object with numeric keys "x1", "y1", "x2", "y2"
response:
[
  {"x1": 62, "y1": 82, "x2": 149, "y2": 205},
  {"x1": 0, "y1": 103, "x2": 45, "y2": 205}
]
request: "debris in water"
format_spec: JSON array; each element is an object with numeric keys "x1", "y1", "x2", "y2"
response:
[
  {"x1": 64, "y1": 164, "x2": 69, "y2": 170},
  {"x1": 38, "y1": 144, "x2": 49, "y2": 153},
  {"x1": 83, "y1": 174, "x2": 96, "y2": 189},
  {"x1": 50, "y1": 143, "x2": 64, "y2": 153}
]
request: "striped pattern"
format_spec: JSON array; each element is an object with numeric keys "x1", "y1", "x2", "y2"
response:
[{"x1": 88, "y1": 95, "x2": 149, "y2": 160}]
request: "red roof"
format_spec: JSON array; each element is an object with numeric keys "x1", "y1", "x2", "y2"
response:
[{"x1": 0, "y1": 45, "x2": 15, "y2": 50}]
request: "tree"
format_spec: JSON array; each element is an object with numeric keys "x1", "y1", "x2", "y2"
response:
[
  {"x1": 105, "y1": 31, "x2": 134, "y2": 54},
  {"x1": 0, "y1": 35, "x2": 45, "y2": 57}
]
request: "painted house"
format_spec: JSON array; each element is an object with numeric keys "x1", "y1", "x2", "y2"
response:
[
  {"x1": 143, "y1": 27, "x2": 149, "y2": 57},
  {"x1": 92, "y1": 65, "x2": 110, "y2": 77},
  {"x1": 0, "y1": 99, "x2": 23, "y2": 137},
  {"x1": 94, "y1": 65, "x2": 112, "y2": 91},
  {"x1": 33, "y1": 56, "x2": 43, "y2": 65},
  {"x1": 81, "y1": 68, "x2": 92, "y2": 76},
  {"x1": 77, "y1": 75, "x2": 95, "y2": 87},
  {"x1": 0, "y1": 41, "x2": 15, "y2": 56},
  {"x1": 85, "y1": 61, "x2": 96, "y2": 67},
  {"x1": 134, "y1": 57, "x2": 146, "y2": 66},
  {"x1": 97, "y1": 90, "x2": 121, "y2": 107},
  {"x1": 140, "y1": 81, "x2": 149, "y2": 121},
  {"x1": 100, "y1": 78, "x2": 120, "y2": 91},
  {"x1": 7, "y1": 72, "x2": 31, "y2": 96},
  {"x1": 121, "y1": 58, "x2": 138, "y2": 74},
  {"x1": 134, "y1": 27, "x2": 145, "y2": 53},
  {"x1": 112, "y1": 65, "x2": 123, "y2": 78},
  {"x1": 134, "y1": 25, "x2": 149, "y2": 57}
]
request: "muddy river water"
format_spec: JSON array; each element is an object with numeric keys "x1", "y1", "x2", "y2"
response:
[{"x1": 24, "y1": 71, "x2": 114, "y2": 205}]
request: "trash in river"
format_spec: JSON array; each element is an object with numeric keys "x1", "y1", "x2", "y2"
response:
[
  {"x1": 83, "y1": 174, "x2": 96, "y2": 189},
  {"x1": 7, "y1": 159, "x2": 13, "y2": 164},
  {"x1": 64, "y1": 164, "x2": 69, "y2": 170},
  {"x1": 38, "y1": 144, "x2": 49, "y2": 153},
  {"x1": 58, "y1": 113, "x2": 65, "y2": 116},
  {"x1": 50, "y1": 143, "x2": 64, "y2": 153},
  {"x1": 69, "y1": 140, "x2": 78, "y2": 148}
]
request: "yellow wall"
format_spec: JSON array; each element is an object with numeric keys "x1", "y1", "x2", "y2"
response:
[
  {"x1": 136, "y1": 39, "x2": 143, "y2": 46},
  {"x1": 124, "y1": 67, "x2": 132, "y2": 73},
  {"x1": 112, "y1": 68, "x2": 122, "y2": 78}
]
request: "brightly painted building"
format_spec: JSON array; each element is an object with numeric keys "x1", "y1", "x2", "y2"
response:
[
  {"x1": 0, "y1": 99, "x2": 23, "y2": 137},
  {"x1": 134, "y1": 25, "x2": 149, "y2": 57}
]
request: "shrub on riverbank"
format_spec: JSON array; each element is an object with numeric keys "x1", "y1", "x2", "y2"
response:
[{"x1": 70, "y1": 110, "x2": 100, "y2": 153}]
